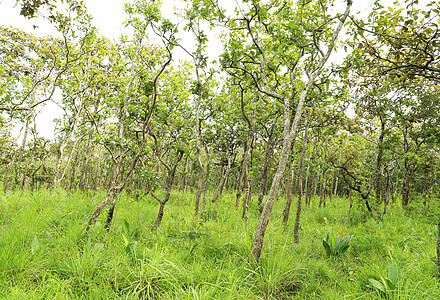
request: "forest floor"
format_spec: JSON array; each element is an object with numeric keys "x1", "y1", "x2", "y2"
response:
[{"x1": 0, "y1": 189, "x2": 439, "y2": 299}]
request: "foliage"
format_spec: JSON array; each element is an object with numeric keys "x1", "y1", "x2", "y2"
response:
[
  {"x1": 367, "y1": 262, "x2": 402, "y2": 295},
  {"x1": 322, "y1": 230, "x2": 354, "y2": 258}
]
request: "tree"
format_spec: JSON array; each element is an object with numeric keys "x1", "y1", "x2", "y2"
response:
[
  {"x1": 348, "y1": 0, "x2": 440, "y2": 83},
  {"x1": 88, "y1": 0, "x2": 175, "y2": 230}
]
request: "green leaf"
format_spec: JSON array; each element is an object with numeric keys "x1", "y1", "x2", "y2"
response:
[
  {"x1": 385, "y1": 278, "x2": 396, "y2": 290},
  {"x1": 123, "y1": 219, "x2": 130, "y2": 234},
  {"x1": 122, "y1": 233, "x2": 129, "y2": 248},
  {"x1": 44, "y1": 231, "x2": 53, "y2": 243},
  {"x1": 387, "y1": 262, "x2": 400, "y2": 285},
  {"x1": 368, "y1": 278, "x2": 387, "y2": 293},
  {"x1": 131, "y1": 225, "x2": 140, "y2": 238},
  {"x1": 31, "y1": 235, "x2": 39, "y2": 254},
  {"x1": 323, "y1": 240, "x2": 331, "y2": 256}
]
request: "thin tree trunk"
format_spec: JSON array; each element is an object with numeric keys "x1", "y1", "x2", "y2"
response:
[
  {"x1": 294, "y1": 101, "x2": 314, "y2": 243},
  {"x1": 319, "y1": 169, "x2": 328, "y2": 208},
  {"x1": 194, "y1": 146, "x2": 205, "y2": 217},
  {"x1": 79, "y1": 126, "x2": 94, "y2": 191},
  {"x1": 20, "y1": 157, "x2": 29, "y2": 190},
  {"x1": 236, "y1": 130, "x2": 253, "y2": 209},
  {"x1": 329, "y1": 166, "x2": 336, "y2": 202},
  {"x1": 69, "y1": 147, "x2": 81, "y2": 190},
  {"x1": 179, "y1": 155, "x2": 189, "y2": 192},
  {"x1": 257, "y1": 119, "x2": 277, "y2": 213},
  {"x1": 333, "y1": 165, "x2": 339, "y2": 197},
  {"x1": 305, "y1": 165, "x2": 312, "y2": 206},
  {"x1": 383, "y1": 169, "x2": 391, "y2": 214},
  {"x1": 211, "y1": 153, "x2": 232, "y2": 203},
  {"x1": 242, "y1": 173, "x2": 251, "y2": 220},
  {"x1": 313, "y1": 166, "x2": 322, "y2": 201},
  {"x1": 151, "y1": 150, "x2": 184, "y2": 228},
  {"x1": 235, "y1": 153, "x2": 246, "y2": 209},
  {"x1": 283, "y1": 157, "x2": 296, "y2": 223},
  {"x1": 392, "y1": 167, "x2": 399, "y2": 203},
  {"x1": 375, "y1": 119, "x2": 386, "y2": 202},
  {"x1": 52, "y1": 136, "x2": 82, "y2": 190},
  {"x1": 200, "y1": 162, "x2": 210, "y2": 220},
  {"x1": 402, "y1": 159, "x2": 414, "y2": 206}
]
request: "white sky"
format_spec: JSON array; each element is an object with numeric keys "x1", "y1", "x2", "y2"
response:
[{"x1": 1, "y1": 0, "x2": 374, "y2": 141}]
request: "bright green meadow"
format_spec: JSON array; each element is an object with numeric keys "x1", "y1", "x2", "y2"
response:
[{"x1": 0, "y1": 189, "x2": 439, "y2": 299}]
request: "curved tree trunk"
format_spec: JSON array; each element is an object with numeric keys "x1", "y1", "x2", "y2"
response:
[
  {"x1": 151, "y1": 150, "x2": 184, "y2": 228},
  {"x1": 257, "y1": 120, "x2": 277, "y2": 213},
  {"x1": 236, "y1": 130, "x2": 254, "y2": 209}
]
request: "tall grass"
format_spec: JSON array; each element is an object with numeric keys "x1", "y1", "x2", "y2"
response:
[{"x1": 0, "y1": 189, "x2": 439, "y2": 298}]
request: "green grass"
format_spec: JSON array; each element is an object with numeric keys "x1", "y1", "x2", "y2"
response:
[{"x1": 0, "y1": 189, "x2": 439, "y2": 299}]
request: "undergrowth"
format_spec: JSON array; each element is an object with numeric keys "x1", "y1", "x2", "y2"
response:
[{"x1": 0, "y1": 189, "x2": 439, "y2": 299}]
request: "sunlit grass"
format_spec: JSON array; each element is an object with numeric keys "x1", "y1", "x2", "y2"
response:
[{"x1": 0, "y1": 189, "x2": 439, "y2": 298}]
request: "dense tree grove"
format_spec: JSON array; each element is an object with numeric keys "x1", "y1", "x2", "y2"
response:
[{"x1": 1, "y1": 0, "x2": 440, "y2": 297}]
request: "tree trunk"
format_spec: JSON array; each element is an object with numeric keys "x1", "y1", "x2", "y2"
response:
[
  {"x1": 154, "y1": 201, "x2": 166, "y2": 228},
  {"x1": 179, "y1": 155, "x2": 189, "y2": 192},
  {"x1": 211, "y1": 153, "x2": 232, "y2": 203},
  {"x1": 242, "y1": 173, "x2": 251, "y2": 220},
  {"x1": 69, "y1": 147, "x2": 81, "y2": 190},
  {"x1": 294, "y1": 104, "x2": 314, "y2": 243},
  {"x1": 392, "y1": 167, "x2": 399, "y2": 203},
  {"x1": 235, "y1": 157, "x2": 246, "y2": 209},
  {"x1": 329, "y1": 166, "x2": 336, "y2": 202},
  {"x1": 236, "y1": 130, "x2": 253, "y2": 209},
  {"x1": 402, "y1": 158, "x2": 414, "y2": 206},
  {"x1": 194, "y1": 146, "x2": 205, "y2": 218},
  {"x1": 383, "y1": 168, "x2": 391, "y2": 214},
  {"x1": 283, "y1": 157, "x2": 296, "y2": 223},
  {"x1": 319, "y1": 169, "x2": 328, "y2": 208},
  {"x1": 52, "y1": 136, "x2": 81, "y2": 191},
  {"x1": 79, "y1": 126, "x2": 94, "y2": 191},
  {"x1": 333, "y1": 168, "x2": 339, "y2": 197},
  {"x1": 313, "y1": 166, "x2": 322, "y2": 202},
  {"x1": 105, "y1": 193, "x2": 119, "y2": 231},
  {"x1": 151, "y1": 150, "x2": 184, "y2": 228},
  {"x1": 375, "y1": 119, "x2": 386, "y2": 202},
  {"x1": 200, "y1": 162, "x2": 210, "y2": 220},
  {"x1": 305, "y1": 165, "x2": 311, "y2": 206},
  {"x1": 20, "y1": 157, "x2": 29, "y2": 190},
  {"x1": 257, "y1": 119, "x2": 277, "y2": 213}
]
